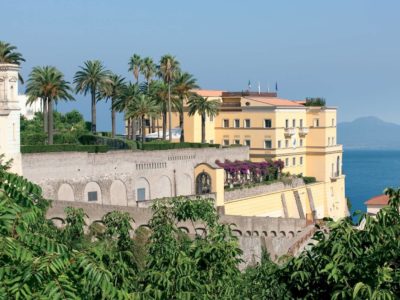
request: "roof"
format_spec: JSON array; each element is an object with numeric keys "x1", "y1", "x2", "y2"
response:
[
  {"x1": 191, "y1": 89, "x2": 224, "y2": 97},
  {"x1": 364, "y1": 194, "x2": 389, "y2": 206},
  {"x1": 244, "y1": 96, "x2": 305, "y2": 107}
]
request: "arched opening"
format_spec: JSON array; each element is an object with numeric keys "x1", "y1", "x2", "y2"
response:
[
  {"x1": 50, "y1": 217, "x2": 65, "y2": 228},
  {"x1": 245, "y1": 230, "x2": 252, "y2": 237},
  {"x1": 83, "y1": 182, "x2": 102, "y2": 203},
  {"x1": 232, "y1": 229, "x2": 242, "y2": 237},
  {"x1": 196, "y1": 172, "x2": 212, "y2": 194},
  {"x1": 178, "y1": 226, "x2": 189, "y2": 234},
  {"x1": 110, "y1": 180, "x2": 127, "y2": 206},
  {"x1": 195, "y1": 228, "x2": 206, "y2": 236},
  {"x1": 136, "y1": 177, "x2": 150, "y2": 202},
  {"x1": 288, "y1": 231, "x2": 295, "y2": 238},
  {"x1": 253, "y1": 231, "x2": 259, "y2": 237},
  {"x1": 262, "y1": 231, "x2": 268, "y2": 237},
  {"x1": 270, "y1": 231, "x2": 277, "y2": 237},
  {"x1": 155, "y1": 175, "x2": 172, "y2": 198},
  {"x1": 57, "y1": 183, "x2": 74, "y2": 201},
  {"x1": 280, "y1": 231, "x2": 286, "y2": 237}
]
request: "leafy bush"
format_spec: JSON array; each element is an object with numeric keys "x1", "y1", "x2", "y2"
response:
[
  {"x1": 78, "y1": 134, "x2": 131, "y2": 150},
  {"x1": 303, "y1": 176, "x2": 317, "y2": 184},
  {"x1": 21, "y1": 144, "x2": 108, "y2": 153},
  {"x1": 139, "y1": 142, "x2": 219, "y2": 150},
  {"x1": 304, "y1": 97, "x2": 326, "y2": 107}
]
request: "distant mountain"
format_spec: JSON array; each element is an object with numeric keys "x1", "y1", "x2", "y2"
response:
[{"x1": 338, "y1": 116, "x2": 400, "y2": 149}]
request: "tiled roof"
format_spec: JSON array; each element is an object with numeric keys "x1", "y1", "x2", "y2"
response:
[
  {"x1": 244, "y1": 96, "x2": 304, "y2": 107},
  {"x1": 364, "y1": 194, "x2": 389, "y2": 205},
  {"x1": 191, "y1": 89, "x2": 224, "y2": 97}
]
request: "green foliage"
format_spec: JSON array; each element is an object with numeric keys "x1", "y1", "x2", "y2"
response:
[
  {"x1": 21, "y1": 144, "x2": 108, "y2": 153},
  {"x1": 139, "y1": 141, "x2": 219, "y2": 150},
  {"x1": 303, "y1": 176, "x2": 317, "y2": 184},
  {"x1": 304, "y1": 97, "x2": 326, "y2": 107},
  {"x1": 1, "y1": 158, "x2": 399, "y2": 299},
  {"x1": 78, "y1": 134, "x2": 132, "y2": 150}
]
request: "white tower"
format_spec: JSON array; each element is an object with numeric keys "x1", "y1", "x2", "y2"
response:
[{"x1": 0, "y1": 63, "x2": 22, "y2": 174}]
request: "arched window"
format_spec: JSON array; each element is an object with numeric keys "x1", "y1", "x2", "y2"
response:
[
  {"x1": 196, "y1": 172, "x2": 211, "y2": 194},
  {"x1": 337, "y1": 156, "x2": 340, "y2": 176}
]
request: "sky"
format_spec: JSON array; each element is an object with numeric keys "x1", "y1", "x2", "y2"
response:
[{"x1": 2, "y1": 0, "x2": 400, "y2": 133}]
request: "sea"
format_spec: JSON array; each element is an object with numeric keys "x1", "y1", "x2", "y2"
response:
[{"x1": 344, "y1": 149, "x2": 400, "y2": 214}]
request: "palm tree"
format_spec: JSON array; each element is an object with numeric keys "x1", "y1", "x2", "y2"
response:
[
  {"x1": 128, "y1": 54, "x2": 142, "y2": 83},
  {"x1": 188, "y1": 95, "x2": 220, "y2": 143},
  {"x1": 173, "y1": 72, "x2": 199, "y2": 142},
  {"x1": 126, "y1": 94, "x2": 159, "y2": 142},
  {"x1": 114, "y1": 82, "x2": 142, "y2": 139},
  {"x1": 158, "y1": 54, "x2": 180, "y2": 141},
  {"x1": 141, "y1": 57, "x2": 157, "y2": 132},
  {"x1": 26, "y1": 66, "x2": 74, "y2": 144},
  {"x1": 98, "y1": 74, "x2": 125, "y2": 138},
  {"x1": 74, "y1": 60, "x2": 110, "y2": 133},
  {"x1": 148, "y1": 80, "x2": 170, "y2": 139},
  {"x1": 0, "y1": 41, "x2": 26, "y2": 83}
]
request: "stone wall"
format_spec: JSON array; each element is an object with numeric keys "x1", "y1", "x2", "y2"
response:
[{"x1": 21, "y1": 147, "x2": 248, "y2": 206}]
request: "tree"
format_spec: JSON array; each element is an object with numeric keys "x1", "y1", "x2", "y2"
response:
[
  {"x1": 26, "y1": 66, "x2": 74, "y2": 144},
  {"x1": 141, "y1": 57, "x2": 157, "y2": 133},
  {"x1": 158, "y1": 54, "x2": 180, "y2": 141},
  {"x1": 74, "y1": 60, "x2": 111, "y2": 133},
  {"x1": 126, "y1": 94, "x2": 159, "y2": 142},
  {"x1": 173, "y1": 71, "x2": 199, "y2": 142},
  {"x1": 128, "y1": 54, "x2": 142, "y2": 83},
  {"x1": 0, "y1": 41, "x2": 25, "y2": 83},
  {"x1": 188, "y1": 95, "x2": 220, "y2": 143},
  {"x1": 98, "y1": 74, "x2": 125, "y2": 137}
]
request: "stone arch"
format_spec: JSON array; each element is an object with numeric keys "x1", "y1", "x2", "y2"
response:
[
  {"x1": 245, "y1": 230, "x2": 252, "y2": 237},
  {"x1": 288, "y1": 231, "x2": 295, "y2": 238},
  {"x1": 262, "y1": 231, "x2": 268, "y2": 237},
  {"x1": 83, "y1": 182, "x2": 102, "y2": 203},
  {"x1": 50, "y1": 217, "x2": 65, "y2": 227},
  {"x1": 195, "y1": 227, "x2": 206, "y2": 236},
  {"x1": 57, "y1": 183, "x2": 74, "y2": 201},
  {"x1": 270, "y1": 231, "x2": 277, "y2": 237},
  {"x1": 279, "y1": 231, "x2": 286, "y2": 237},
  {"x1": 110, "y1": 180, "x2": 127, "y2": 206},
  {"x1": 178, "y1": 226, "x2": 189, "y2": 234},
  {"x1": 253, "y1": 231, "x2": 259, "y2": 237},
  {"x1": 156, "y1": 175, "x2": 172, "y2": 198},
  {"x1": 136, "y1": 177, "x2": 150, "y2": 201},
  {"x1": 232, "y1": 229, "x2": 242, "y2": 237},
  {"x1": 196, "y1": 172, "x2": 212, "y2": 194},
  {"x1": 177, "y1": 173, "x2": 193, "y2": 196}
]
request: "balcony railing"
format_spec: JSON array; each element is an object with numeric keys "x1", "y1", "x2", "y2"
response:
[
  {"x1": 284, "y1": 127, "x2": 295, "y2": 137},
  {"x1": 299, "y1": 127, "x2": 309, "y2": 136}
]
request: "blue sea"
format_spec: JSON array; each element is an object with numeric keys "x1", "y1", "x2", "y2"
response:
[{"x1": 344, "y1": 150, "x2": 400, "y2": 214}]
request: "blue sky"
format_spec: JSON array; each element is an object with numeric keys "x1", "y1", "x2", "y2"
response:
[{"x1": 2, "y1": 0, "x2": 400, "y2": 133}]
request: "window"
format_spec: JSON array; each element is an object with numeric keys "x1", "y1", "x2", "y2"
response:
[
  {"x1": 292, "y1": 157, "x2": 296, "y2": 166},
  {"x1": 328, "y1": 137, "x2": 331, "y2": 145},
  {"x1": 300, "y1": 119, "x2": 303, "y2": 128},
  {"x1": 285, "y1": 139, "x2": 289, "y2": 148},
  {"x1": 264, "y1": 140, "x2": 272, "y2": 149},
  {"x1": 210, "y1": 139, "x2": 214, "y2": 144},
  {"x1": 223, "y1": 139, "x2": 229, "y2": 146},
  {"x1": 264, "y1": 119, "x2": 272, "y2": 128},
  {"x1": 285, "y1": 158, "x2": 289, "y2": 167},
  {"x1": 314, "y1": 118, "x2": 319, "y2": 127},
  {"x1": 300, "y1": 157, "x2": 303, "y2": 165},
  {"x1": 137, "y1": 188, "x2": 146, "y2": 201},
  {"x1": 332, "y1": 118, "x2": 335, "y2": 126},
  {"x1": 285, "y1": 119, "x2": 289, "y2": 128},
  {"x1": 234, "y1": 119, "x2": 240, "y2": 128},
  {"x1": 244, "y1": 139, "x2": 251, "y2": 147},
  {"x1": 210, "y1": 115, "x2": 214, "y2": 122},
  {"x1": 278, "y1": 140, "x2": 281, "y2": 148},
  {"x1": 223, "y1": 119, "x2": 229, "y2": 128},
  {"x1": 244, "y1": 119, "x2": 251, "y2": 128},
  {"x1": 300, "y1": 139, "x2": 303, "y2": 147},
  {"x1": 332, "y1": 137, "x2": 335, "y2": 145},
  {"x1": 88, "y1": 191, "x2": 98, "y2": 202},
  {"x1": 292, "y1": 119, "x2": 296, "y2": 128},
  {"x1": 234, "y1": 139, "x2": 240, "y2": 145}
]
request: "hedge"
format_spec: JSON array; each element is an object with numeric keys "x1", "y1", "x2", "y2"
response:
[
  {"x1": 78, "y1": 134, "x2": 133, "y2": 150},
  {"x1": 138, "y1": 142, "x2": 220, "y2": 151},
  {"x1": 21, "y1": 144, "x2": 109, "y2": 153},
  {"x1": 303, "y1": 176, "x2": 317, "y2": 184}
]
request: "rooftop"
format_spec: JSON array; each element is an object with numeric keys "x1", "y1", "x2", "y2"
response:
[
  {"x1": 192, "y1": 89, "x2": 225, "y2": 97},
  {"x1": 244, "y1": 96, "x2": 304, "y2": 107},
  {"x1": 364, "y1": 194, "x2": 389, "y2": 206}
]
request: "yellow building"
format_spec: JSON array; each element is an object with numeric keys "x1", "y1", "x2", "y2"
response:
[{"x1": 130, "y1": 89, "x2": 347, "y2": 219}]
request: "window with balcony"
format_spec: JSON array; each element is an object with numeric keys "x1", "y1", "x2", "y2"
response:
[
  {"x1": 234, "y1": 119, "x2": 240, "y2": 128},
  {"x1": 300, "y1": 139, "x2": 303, "y2": 147},
  {"x1": 278, "y1": 140, "x2": 281, "y2": 148},
  {"x1": 328, "y1": 137, "x2": 331, "y2": 145},
  {"x1": 285, "y1": 139, "x2": 289, "y2": 148},
  {"x1": 264, "y1": 119, "x2": 272, "y2": 128},
  {"x1": 244, "y1": 139, "x2": 251, "y2": 147},
  {"x1": 285, "y1": 158, "x2": 289, "y2": 167},
  {"x1": 292, "y1": 119, "x2": 296, "y2": 128},
  {"x1": 223, "y1": 119, "x2": 229, "y2": 128},
  {"x1": 300, "y1": 156, "x2": 303, "y2": 165},
  {"x1": 292, "y1": 157, "x2": 296, "y2": 166},
  {"x1": 223, "y1": 139, "x2": 229, "y2": 146},
  {"x1": 234, "y1": 139, "x2": 240, "y2": 145},
  {"x1": 300, "y1": 119, "x2": 303, "y2": 128},
  {"x1": 264, "y1": 140, "x2": 272, "y2": 149},
  {"x1": 244, "y1": 119, "x2": 251, "y2": 128},
  {"x1": 285, "y1": 119, "x2": 289, "y2": 128}
]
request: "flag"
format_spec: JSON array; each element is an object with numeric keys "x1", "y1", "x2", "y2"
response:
[
  {"x1": 248, "y1": 80, "x2": 251, "y2": 90},
  {"x1": 275, "y1": 81, "x2": 278, "y2": 92},
  {"x1": 258, "y1": 81, "x2": 261, "y2": 94}
]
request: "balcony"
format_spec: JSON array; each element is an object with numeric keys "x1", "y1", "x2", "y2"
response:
[
  {"x1": 284, "y1": 127, "x2": 295, "y2": 137},
  {"x1": 299, "y1": 127, "x2": 309, "y2": 136}
]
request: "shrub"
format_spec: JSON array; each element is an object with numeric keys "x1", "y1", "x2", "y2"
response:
[
  {"x1": 78, "y1": 134, "x2": 131, "y2": 150},
  {"x1": 21, "y1": 132, "x2": 47, "y2": 145},
  {"x1": 304, "y1": 97, "x2": 326, "y2": 107},
  {"x1": 21, "y1": 144, "x2": 108, "y2": 153},
  {"x1": 303, "y1": 176, "x2": 317, "y2": 184}
]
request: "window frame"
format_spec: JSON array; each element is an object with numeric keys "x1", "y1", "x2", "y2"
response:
[
  {"x1": 244, "y1": 119, "x2": 251, "y2": 128},
  {"x1": 234, "y1": 119, "x2": 240, "y2": 128},
  {"x1": 264, "y1": 140, "x2": 272, "y2": 149}
]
